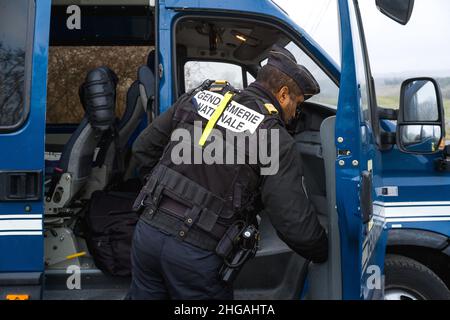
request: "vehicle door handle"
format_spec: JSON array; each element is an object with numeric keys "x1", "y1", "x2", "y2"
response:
[
  {"x1": 360, "y1": 170, "x2": 373, "y2": 224},
  {"x1": 0, "y1": 171, "x2": 42, "y2": 201}
]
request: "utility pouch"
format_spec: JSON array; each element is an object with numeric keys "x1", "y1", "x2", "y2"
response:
[
  {"x1": 215, "y1": 221, "x2": 245, "y2": 258},
  {"x1": 218, "y1": 224, "x2": 259, "y2": 284},
  {"x1": 132, "y1": 174, "x2": 158, "y2": 212}
]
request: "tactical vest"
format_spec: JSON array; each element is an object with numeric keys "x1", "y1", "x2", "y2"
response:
[{"x1": 138, "y1": 80, "x2": 282, "y2": 251}]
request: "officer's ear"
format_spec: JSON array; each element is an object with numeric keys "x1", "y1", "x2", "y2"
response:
[{"x1": 276, "y1": 86, "x2": 290, "y2": 107}]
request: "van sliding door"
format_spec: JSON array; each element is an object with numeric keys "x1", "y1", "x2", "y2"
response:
[{"x1": 0, "y1": 0, "x2": 51, "y2": 299}]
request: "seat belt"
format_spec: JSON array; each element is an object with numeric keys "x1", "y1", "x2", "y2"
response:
[
  {"x1": 93, "y1": 128, "x2": 114, "y2": 168},
  {"x1": 198, "y1": 91, "x2": 234, "y2": 146},
  {"x1": 112, "y1": 124, "x2": 125, "y2": 182},
  {"x1": 93, "y1": 119, "x2": 124, "y2": 188}
]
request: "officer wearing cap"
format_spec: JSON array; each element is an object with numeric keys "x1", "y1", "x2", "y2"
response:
[{"x1": 127, "y1": 44, "x2": 328, "y2": 300}]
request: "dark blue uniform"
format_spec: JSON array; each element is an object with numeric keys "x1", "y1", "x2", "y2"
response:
[{"x1": 128, "y1": 219, "x2": 233, "y2": 299}]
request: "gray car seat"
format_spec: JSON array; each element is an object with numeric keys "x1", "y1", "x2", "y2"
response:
[
  {"x1": 295, "y1": 130, "x2": 328, "y2": 225},
  {"x1": 138, "y1": 49, "x2": 156, "y2": 120},
  {"x1": 46, "y1": 66, "x2": 118, "y2": 211},
  {"x1": 85, "y1": 51, "x2": 156, "y2": 194},
  {"x1": 122, "y1": 51, "x2": 157, "y2": 181},
  {"x1": 84, "y1": 81, "x2": 144, "y2": 195}
]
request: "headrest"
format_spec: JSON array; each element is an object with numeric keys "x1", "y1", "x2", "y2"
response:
[
  {"x1": 138, "y1": 65, "x2": 155, "y2": 99},
  {"x1": 79, "y1": 66, "x2": 118, "y2": 131}
]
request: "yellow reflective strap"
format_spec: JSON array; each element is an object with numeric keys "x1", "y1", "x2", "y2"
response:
[
  {"x1": 214, "y1": 80, "x2": 227, "y2": 85},
  {"x1": 198, "y1": 92, "x2": 234, "y2": 146}
]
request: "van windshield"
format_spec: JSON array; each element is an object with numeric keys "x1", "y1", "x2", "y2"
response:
[{"x1": 273, "y1": 0, "x2": 341, "y2": 67}]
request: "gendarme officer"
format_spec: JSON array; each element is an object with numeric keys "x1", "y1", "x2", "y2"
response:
[{"x1": 128, "y1": 45, "x2": 328, "y2": 299}]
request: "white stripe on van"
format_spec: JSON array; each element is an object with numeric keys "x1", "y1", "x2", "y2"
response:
[
  {"x1": 386, "y1": 217, "x2": 450, "y2": 223},
  {"x1": 374, "y1": 201, "x2": 450, "y2": 207},
  {"x1": 0, "y1": 231, "x2": 42, "y2": 236},
  {"x1": 373, "y1": 202, "x2": 450, "y2": 219},
  {"x1": 0, "y1": 215, "x2": 42, "y2": 219},
  {"x1": 0, "y1": 219, "x2": 42, "y2": 231}
]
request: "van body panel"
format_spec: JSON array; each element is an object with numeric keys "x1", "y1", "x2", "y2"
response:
[{"x1": 0, "y1": 0, "x2": 51, "y2": 274}]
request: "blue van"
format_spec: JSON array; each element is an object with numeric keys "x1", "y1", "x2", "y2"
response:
[{"x1": 0, "y1": 0, "x2": 448, "y2": 300}]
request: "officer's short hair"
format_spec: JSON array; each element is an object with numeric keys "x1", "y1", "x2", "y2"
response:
[{"x1": 256, "y1": 64, "x2": 303, "y2": 99}]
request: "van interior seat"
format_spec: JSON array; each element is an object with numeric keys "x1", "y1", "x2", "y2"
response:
[
  {"x1": 85, "y1": 51, "x2": 156, "y2": 193},
  {"x1": 49, "y1": 119, "x2": 101, "y2": 200},
  {"x1": 138, "y1": 49, "x2": 156, "y2": 119},
  {"x1": 123, "y1": 53, "x2": 157, "y2": 181},
  {"x1": 84, "y1": 80, "x2": 144, "y2": 195},
  {"x1": 46, "y1": 67, "x2": 118, "y2": 209},
  {"x1": 235, "y1": 122, "x2": 332, "y2": 299},
  {"x1": 248, "y1": 116, "x2": 342, "y2": 299},
  {"x1": 295, "y1": 130, "x2": 328, "y2": 226},
  {"x1": 255, "y1": 129, "x2": 327, "y2": 258}
]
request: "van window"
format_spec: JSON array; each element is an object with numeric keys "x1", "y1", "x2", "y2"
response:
[
  {"x1": 184, "y1": 61, "x2": 244, "y2": 92},
  {"x1": 349, "y1": 0, "x2": 371, "y2": 124},
  {"x1": 46, "y1": 46, "x2": 152, "y2": 124},
  {"x1": 176, "y1": 17, "x2": 338, "y2": 107},
  {"x1": 265, "y1": 42, "x2": 340, "y2": 107},
  {"x1": 0, "y1": 0, "x2": 34, "y2": 130}
]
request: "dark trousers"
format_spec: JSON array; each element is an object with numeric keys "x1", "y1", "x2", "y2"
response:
[{"x1": 128, "y1": 219, "x2": 233, "y2": 300}]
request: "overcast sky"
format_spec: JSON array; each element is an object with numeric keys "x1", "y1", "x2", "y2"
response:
[{"x1": 274, "y1": 0, "x2": 450, "y2": 77}]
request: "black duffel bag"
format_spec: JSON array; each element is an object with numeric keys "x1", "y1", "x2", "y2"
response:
[{"x1": 85, "y1": 190, "x2": 139, "y2": 276}]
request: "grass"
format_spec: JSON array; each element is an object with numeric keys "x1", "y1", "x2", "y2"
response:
[
  {"x1": 377, "y1": 96, "x2": 400, "y2": 109},
  {"x1": 377, "y1": 96, "x2": 450, "y2": 139}
]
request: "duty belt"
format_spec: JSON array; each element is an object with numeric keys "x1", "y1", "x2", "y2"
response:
[{"x1": 134, "y1": 165, "x2": 233, "y2": 252}]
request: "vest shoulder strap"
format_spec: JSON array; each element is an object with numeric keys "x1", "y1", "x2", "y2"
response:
[{"x1": 187, "y1": 79, "x2": 240, "y2": 96}]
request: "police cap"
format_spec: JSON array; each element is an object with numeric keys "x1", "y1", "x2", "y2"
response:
[{"x1": 267, "y1": 44, "x2": 320, "y2": 100}]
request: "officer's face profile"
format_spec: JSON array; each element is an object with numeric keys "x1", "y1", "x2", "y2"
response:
[{"x1": 276, "y1": 86, "x2": 305, "y2": 123}]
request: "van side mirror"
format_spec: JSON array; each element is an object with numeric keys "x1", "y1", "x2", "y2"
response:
[
  {"x1": 376, "y1": 0, "x2": 415, "y2": 25},
  {"x1": 396, "y1": 78, "x2": 445, "y2": 154}
]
